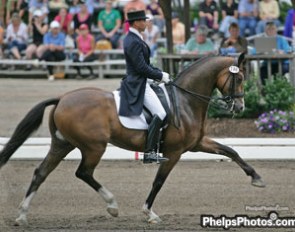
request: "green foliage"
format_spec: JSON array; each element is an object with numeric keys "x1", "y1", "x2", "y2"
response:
[
  {"x1": 238, "y1": 75, "x2": 264, "y2": 118},
  {"x1": 279, "y1": 1, "x2": 292, "y2": 23},
  {"x1": 263, "y1": 75, "x2": 295, "y2": 111}
]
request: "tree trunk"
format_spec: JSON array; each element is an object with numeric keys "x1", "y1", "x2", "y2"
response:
[
  {"x1": 159, "y1": 0, "x2": 173, "y2": 54},
  {"x1": 183, "y1": 0, "x2": 190, "y2": 42}
]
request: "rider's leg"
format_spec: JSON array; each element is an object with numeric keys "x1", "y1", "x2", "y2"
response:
[{"x1": 143, "y1": 83, "x2": 168, "y2": 163}]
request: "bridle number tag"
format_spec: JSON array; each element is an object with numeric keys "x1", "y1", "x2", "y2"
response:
[{"x1": 229, "y1": 66, "x2": 239, "y2": 74}]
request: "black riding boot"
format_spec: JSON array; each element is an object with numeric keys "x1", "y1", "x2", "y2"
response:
[{"x1": 143, "y1": 115, "x2": 169, "y2": 164}]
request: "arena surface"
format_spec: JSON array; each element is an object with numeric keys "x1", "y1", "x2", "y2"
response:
[{"x1": 0, "y1": 79, "x2": 295, "y2": 231}]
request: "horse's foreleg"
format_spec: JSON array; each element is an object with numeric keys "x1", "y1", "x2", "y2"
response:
[
  {"x1": 15, "y1": 139, "x2": 74, "y2": 226},
  {"x1": 198, "y1": 136, "x2": 265, "y2": 187},
  {"x1": 76, "y1": 145, "x2": 118, "y2": 217},
  {"x1": 143, "y1": 154, "x2": 181, "y2": 223}
]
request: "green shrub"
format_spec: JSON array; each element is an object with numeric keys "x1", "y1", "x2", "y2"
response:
[{"x1": 263, "y1": 75, "x2": 295, "y2": 111}]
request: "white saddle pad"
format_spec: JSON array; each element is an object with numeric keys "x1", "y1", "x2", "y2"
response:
[{"x1": 113, "y1": 83, "x2": 170, "y2": 130}]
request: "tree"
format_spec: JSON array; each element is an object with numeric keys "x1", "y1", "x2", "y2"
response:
[{"x1": 159, "y1": 0, "x2": 173, "y2": 53}]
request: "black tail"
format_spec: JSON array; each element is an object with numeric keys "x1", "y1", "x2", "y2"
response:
[{"x1": 0, "y1": 98, "x2": 60, "y2": 169}]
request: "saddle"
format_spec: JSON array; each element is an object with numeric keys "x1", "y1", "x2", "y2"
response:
[{"x1": 113, "y1": 83, "x2": 171, "y2": 130}]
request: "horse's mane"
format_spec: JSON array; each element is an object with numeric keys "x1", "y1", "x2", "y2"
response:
[{"x1": 174, "y1": 55, "x2": 220, "y2": 81}]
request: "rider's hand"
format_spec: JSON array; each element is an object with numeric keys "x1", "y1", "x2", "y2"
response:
[{"x1": 161, "y1": 72, "x2": 171, "y2": 83}]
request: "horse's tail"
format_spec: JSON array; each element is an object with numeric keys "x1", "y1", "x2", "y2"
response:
[{"x1": 0, "y1": 98, "x2": 60, "y2": 169}]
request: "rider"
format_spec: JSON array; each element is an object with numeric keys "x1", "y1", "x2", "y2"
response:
[{"x1": 119, "y1": 10, "x2": 170, "y2": 163}]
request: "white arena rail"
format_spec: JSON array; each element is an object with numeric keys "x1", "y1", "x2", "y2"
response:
[{"x1": 0, "y1": 137, "x2": 295, "y2": 160}]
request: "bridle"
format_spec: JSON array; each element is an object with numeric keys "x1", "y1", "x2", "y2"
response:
[{"x1": 169, "y1": 61, "x2": 244, "y2": 111}]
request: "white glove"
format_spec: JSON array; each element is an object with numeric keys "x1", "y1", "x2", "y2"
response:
[{"x1": 161, "y1": 72, "x2": 171, "y2": 83}]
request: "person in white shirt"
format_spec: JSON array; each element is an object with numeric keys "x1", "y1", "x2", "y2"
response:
[
  {"x1": 143, "y1": 14, "x2": 160, "y2": 57},
  {"x1": 5, "y1": 13, "x2": 28, "y2": 60}
]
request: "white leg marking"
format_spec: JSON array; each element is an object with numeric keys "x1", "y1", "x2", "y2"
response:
[
  {"x1": 55, "y1": 130, "x2": 65, "y2": 140},
  {"x1": 15, "y1": 192, "x2": 36, "y2": 226},
  {"x1": 98, "y1": 186, "x2": 119, "y2": 217},
  {"x1": 142, "y1": 203, "x2": 162, "y2": 224}
]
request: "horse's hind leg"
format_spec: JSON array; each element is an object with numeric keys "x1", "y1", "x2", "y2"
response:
[
  {"x1": 15, "y1": 138, "x2": 74, "y2": 226},
  {"x1": 75, "y1": 145, "x2": 118, "y2": 217},
  {"x1": 198, "y1": 136, "x2": 265, "y2": 187}
]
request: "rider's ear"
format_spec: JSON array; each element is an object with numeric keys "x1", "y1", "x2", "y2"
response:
[{"x1": 237, "y1": 53, "x2": 245, "y2": 67}]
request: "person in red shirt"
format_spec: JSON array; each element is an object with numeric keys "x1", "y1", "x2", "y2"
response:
[{"x1": 54, "y1": 7, "x2": 73, "y2": 34}]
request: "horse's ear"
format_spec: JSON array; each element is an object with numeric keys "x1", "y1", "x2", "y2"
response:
[{"x1": 237, "y1": 52, "x2": 245, "y2": 66}]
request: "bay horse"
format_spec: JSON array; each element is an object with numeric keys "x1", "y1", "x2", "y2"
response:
[{"x1": 0, "y1": 53, "x2": 265, "y2": 225}]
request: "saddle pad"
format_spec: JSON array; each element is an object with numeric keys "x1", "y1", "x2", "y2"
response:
[{"x1": 113, "y1": 83, "x2": 170, "y2": 130}]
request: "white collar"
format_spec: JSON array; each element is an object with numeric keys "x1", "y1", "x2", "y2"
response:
[{"x1": 129, "y1": 27, "x2": 143, "y2": 40}]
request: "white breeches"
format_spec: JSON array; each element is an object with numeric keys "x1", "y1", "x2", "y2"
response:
[{"x1": 143, "y1": 83, "x2": 166, "y2": 120}]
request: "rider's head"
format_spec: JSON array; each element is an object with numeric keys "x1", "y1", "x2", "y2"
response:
[{"x1": 127, "y1": 10, "x2": 149, "y2": 33}]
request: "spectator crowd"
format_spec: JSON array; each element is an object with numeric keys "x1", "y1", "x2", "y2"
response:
[{"x1": 0, "y1": 0, "x2": 294, "y2": 80}]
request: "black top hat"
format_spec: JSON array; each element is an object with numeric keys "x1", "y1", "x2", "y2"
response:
[{"x1": 127, "y1": 10, "x2": 149, "y2": 22}]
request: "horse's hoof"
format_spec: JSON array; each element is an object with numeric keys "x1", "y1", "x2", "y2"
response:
[
  {"x1": 148, "y1": 216, "x2": 162, "y2": 224},
  {"x1": 107, "y1": 207, "x2": 119, "y2": 217},
  {"x1": 251, "y1": 178, "x2": 266, "y2": 188},
  {"x1": 14, "y1": 216, "x2": 28, "y2": 226}
]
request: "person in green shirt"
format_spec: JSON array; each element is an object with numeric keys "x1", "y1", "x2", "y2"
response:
[
  {"x1": 183, "y1": 25, "x2": 215, "y2": 55},
  {"x1": 97, "y1": 0, "x2": 122, "y2": 48}
]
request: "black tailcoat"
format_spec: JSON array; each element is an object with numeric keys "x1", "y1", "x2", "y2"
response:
[{"x1": 119, "y1": 30, "x2": 162, "y2": 116}]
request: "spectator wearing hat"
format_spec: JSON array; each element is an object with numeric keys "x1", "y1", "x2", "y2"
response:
[
  {"x1": 184, "y1": 25, "x2": 215, "y2": 55},
  {"x1": 171, "y1": 12, "x2": 185, "y2": 51},
  {"x1": 219, "y1": 22, "x2": 247, "y2": 55},
  {"x1": 199, "y1": 0, "x2": 219, "y2": 30},
  {"x1": 97, "y1": 0, "x2": 122, "y2": 49},
  {"x1": 119, "y1": 10, "x2": 170, "y2": 164},
  {"x1": 40, "y1": 21, "x2": 66, "y2": 81},
  {"x1": 142, "y1": 14, "x2": 160, "y2": 57},
  {"x1": 5, "y1": 13, "x2": 28, "y2": 60},
  {"x1": 28, "y1": 0, "x2": 49, "y2": 26},
  {"x1": 73, "y1": 24, "x2": 96, "y2": 79},
  {"x1": 25, "y1": 10, "x2": 48, "y2": 70},
  {"x1": 73, "y1": 0, "x2": 92, "y2": 34}
]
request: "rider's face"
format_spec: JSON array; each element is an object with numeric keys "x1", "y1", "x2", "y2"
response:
[{"x1": 135, "y1": 19, "x2": 147, "y2": 32}]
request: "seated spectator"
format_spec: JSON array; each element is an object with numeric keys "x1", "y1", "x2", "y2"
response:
[
  {"x1": 238, "y1": 0, "x2": 258, "y2": 37},
  {"x1": 73, "y1": 24, "x2": 96, "y2": 79},
  {"x1": 143, "y1": 14, "x2": 160, "y2": 57},
  {"x1": 40, "y1": 21, "x2": 66, "y2": 81},
  {"x1": 28, "y1": 0, "x2": 49, "y2": 26},
  {"x1": 219, "y1": 0, "x2": 238, "y2": 38},
  {"x1": 219, "y1": 22, "x2": 247, "y2": 55},
  {"x1": 172, "y1": 12, "x2": 185, "y2": 51},
  {"x1": 146, "y1": 0, "x2": 165, "y2": 32},
  {"x1": 48, "y1": 0, "x2": 68, "y2": 11},
  {"x1": 73, "y1": 1, "x2": 92, "y2": 34},
  {"x1": 85, "y1": 0, "x2": 95, "y2": 15},
  {"x1": 54, "y1": 7, "x2": 73, "y2": 34},
  {"x1": 97, "y1": 0, "x2": 121, "y2": 49},
  {"x1": 183, "y1": 25, "x2": 215, "y2": 55},
  {"x1": 256, "y1": 0, "x2": 280, "y2": 34},
  {"x1": 5, "y1": 13, "x2": 28, "y2": 60},
  {"x1": 0, "y1": 20, "x2": 4, "y2": 58},
  {"x1": 199, "y1": 0, "x2": 219, "y2": 31},
  {"x1": 69, "y1": 0, "x2": 80, "y2": 15},
  {"x1": 5, "y1": 0, "x2": 23, "y2": 25},
  {"x1": 25, "y1": 10, "x2": 48, "y2": 70},
  {"x1": 283, "y1": 8, "x2": 295, "y2": 39},
  {"x1": 259, "y1": 22, "x2": 291, "y2": 84}
]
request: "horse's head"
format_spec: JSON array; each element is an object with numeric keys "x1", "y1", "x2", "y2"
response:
[{"x1": 216, "y1": 53, "x2": 245, "y2": 114}]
